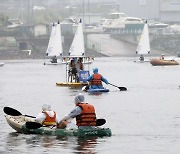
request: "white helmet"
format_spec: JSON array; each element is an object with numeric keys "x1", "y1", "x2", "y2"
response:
[
  {"x1": 74, "y1": 93, "x2": 85, "y2": 104},
  {"x1": 42, "y1": 104, "x2": 52, "y2": 111}
]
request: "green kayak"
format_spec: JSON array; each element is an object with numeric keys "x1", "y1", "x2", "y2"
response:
[
  {"x1": 5, "y1": 114, "x2": 112, "y2": 137},
  {"x1": 22, "y1": 125, "x2": 111, "y2": 137}
]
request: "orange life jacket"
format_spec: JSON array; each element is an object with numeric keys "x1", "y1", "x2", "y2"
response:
[
  {"x1": 42, "y1": 111, "x2": 57, "y2": 126},
  {"x1": 76, "y1": 103, "x2": 97, "y2": 126},
  {"x1": 91, "y1": 74, "x2": 102, "y2": 85}
]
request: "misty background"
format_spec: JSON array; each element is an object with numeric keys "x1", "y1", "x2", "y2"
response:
[{"x1": 0, "y1": 0, "x2": 180, "y2": 59}]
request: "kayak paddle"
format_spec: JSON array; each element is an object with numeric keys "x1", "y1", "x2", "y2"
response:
[
  {"x1": 25, "y1": 118, "x2": 106, "y2": 129},
  {"x1": 26, "y1": 122, "x2": 42, "y2": 129},
  {"x1": 3, "y1": 107, "x2": 35, "y2": 118},
  {"x1": 108, "y1": 83, "x2": 127, "y2": 91},
  {"x1": 82, "y1": 85, "x2": 89, "y2": 92},
  {"x1": 96, "y1": 119, "x2": 106, "y2": 126}
]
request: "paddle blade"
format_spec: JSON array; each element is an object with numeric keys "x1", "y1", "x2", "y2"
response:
[
  {"x1": 119, "y1": 87, "x2": 127, "y2": 91},
  {"x1": 82, "y1": 85, "x2": 89, "y2": 92},
  {"x1": 3, "y1": 107, "x2": 22, "y2": 116},
  {"x1": 25, "y1": 122, "x2": 42, "y2": 129},
  {"x1": 109, "y1": 83, "x2": 127, "y2": 91},
  {"x1": 96, "y1": 119, "x2": 106, "y2": 126}
]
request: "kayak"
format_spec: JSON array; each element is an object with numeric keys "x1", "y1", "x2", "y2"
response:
[
  {"x1": 150, "y1": 58, "x2": 179, "y2": 66},
  {"x1": 87, "y1": 88, "x2": 110, "y2": 93},
  {"x1": 5, "y1": 115, "x2": 112, "y2": 137},
  {"x1": 56, "y1": 82, "x2": 88, "y2": 88}
]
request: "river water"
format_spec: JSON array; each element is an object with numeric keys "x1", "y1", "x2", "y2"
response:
[{"x1": 1, "y1": 57, "x2": 180, "y2": 154}]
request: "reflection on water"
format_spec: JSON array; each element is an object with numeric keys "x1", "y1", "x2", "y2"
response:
[
  {"x1": 4, "y1": 132, "x2": 102, "y2": 154},
  {"x1": 73, "y1": 136, "x2": 97, "y2": 154}
]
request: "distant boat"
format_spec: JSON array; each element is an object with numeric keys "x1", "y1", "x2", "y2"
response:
[
  {"x1": 44, "y1": 21, "x2": 63, "y2": 65},
  {"x1": 135, "y1": 21, "x2": 150, "y2": 62},
  {"x1": 62, "y1": 19, "x2": 94, "y2": 64},
  {"x1": 150, "y1": 58, "x2": 179, "y2": 66},
  {"x1": 101, "y1": 12, "x2": 144, "y2": 32},
  {"x1": 0, "y1": 62, "x2": 4, "y2": 67}
]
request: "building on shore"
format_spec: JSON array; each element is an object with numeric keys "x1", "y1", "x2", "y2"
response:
[{"x1": 116, "y1": 0, "x2": 180, "y2": 23}]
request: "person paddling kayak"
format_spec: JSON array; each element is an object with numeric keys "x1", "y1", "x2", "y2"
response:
[
  {"x1": 58, "y1": 93, "x2": 97, "y2": 129},
  {"x1": 86, "y1": 68, "x2": 109, "y2": 90}
]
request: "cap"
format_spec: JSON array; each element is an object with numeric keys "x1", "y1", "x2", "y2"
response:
[
  {"x1": 74, "y1": 93, "x2": 85, "y2": 104},
  {"x1": 93, "y1": 68, "x2": 98, "y2": 73},
  {"x1": 42, "y1": 104, "x2": 52, "y2": 111}
]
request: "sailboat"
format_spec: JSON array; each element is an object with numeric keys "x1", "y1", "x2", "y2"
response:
[
  {"x1": 135, "y1": 21, "x2": 150, "y2": 62},
  {"x1": 62, "y1": 19, "x2": 94, "y2": 64},
  {"x1": 57, "y1": 19, "x2": 91, "y2": 88},
  {"x1": 44, "y1": 20, "x2": 63, "y2": 65}
]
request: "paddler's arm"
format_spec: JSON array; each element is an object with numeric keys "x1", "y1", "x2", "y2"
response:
[
  {"x1": 101, "y1": 76, "x2": 109, "y2": 84},
  {"x1": 59, "y1": 106, "x2": 82, "y2": 123},
  {"x1": 35, "y1": 113, "x2": 46, "y2": 124},
  {"x1": 87, "y1": 75, "x2": 93, "y2": 82}
]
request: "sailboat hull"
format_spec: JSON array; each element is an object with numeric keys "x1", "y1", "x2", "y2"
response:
[
  {"x1": 44, "y1": 62, "x2": 62, "y2": 65},
  {"x1": 134, "y1": 59, "x2": 150, "y2": 63}
]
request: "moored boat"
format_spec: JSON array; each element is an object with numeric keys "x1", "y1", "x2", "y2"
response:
[
  {"x1": 4, "y1": 114, "x2": 112, "y2": 137},
  {"x1": 101, "y1": 12, "x2": 144, "y2": 32},
  {"x1": 150, "y1": 58, "x2": 179, "y2": 66}
]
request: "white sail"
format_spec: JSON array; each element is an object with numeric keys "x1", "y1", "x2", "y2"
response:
[
  {"x1": 46, "y1": 23, "x2": 56, "y2": 55},
  {"x1": 136, "y1": 22, "x2": 150, "y2": 55},
  {"x1": 46, "y1": 21, "x2": 63, "y2": 56},
  {"x1": 68, "y1": 19, "x2": 85, "y2": 56}
]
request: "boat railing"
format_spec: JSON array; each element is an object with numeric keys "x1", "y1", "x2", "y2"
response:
[{"x1": 110, "y1": 29, "x2": 143, "y2": 35}]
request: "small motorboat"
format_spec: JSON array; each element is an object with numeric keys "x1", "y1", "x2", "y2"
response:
[{"x1": 150, "y1": 58, "x2": 179, "y2": 66}]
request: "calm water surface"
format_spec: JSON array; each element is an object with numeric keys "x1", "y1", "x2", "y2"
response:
[{"x1": 1, "y1": 57, "x2": 180, "y2": 154}]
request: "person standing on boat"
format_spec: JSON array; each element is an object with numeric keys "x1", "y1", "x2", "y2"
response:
[
  {"x1": 68, "y1": 59, "x2": 78, "y2": 82},
  {"x1": 87, "y1": 68, "x2": 109, "y2": 89},
  {"x1": 58, "y1": 93, "x2": 97, "y2": 128},
  {"x1": 35, "y1": 104, "x2": 59, "y2": 127},
  {"x1": 76, "y1": 58, "x2": 84, "y2": 82},
  {"x1": 76, "y1": 57, "x2": 84, "y2": 72}
]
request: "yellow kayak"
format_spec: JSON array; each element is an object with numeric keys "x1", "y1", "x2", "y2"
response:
[{"x1": 56, "y1": 82, "x2": 88, "y2": 88}]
